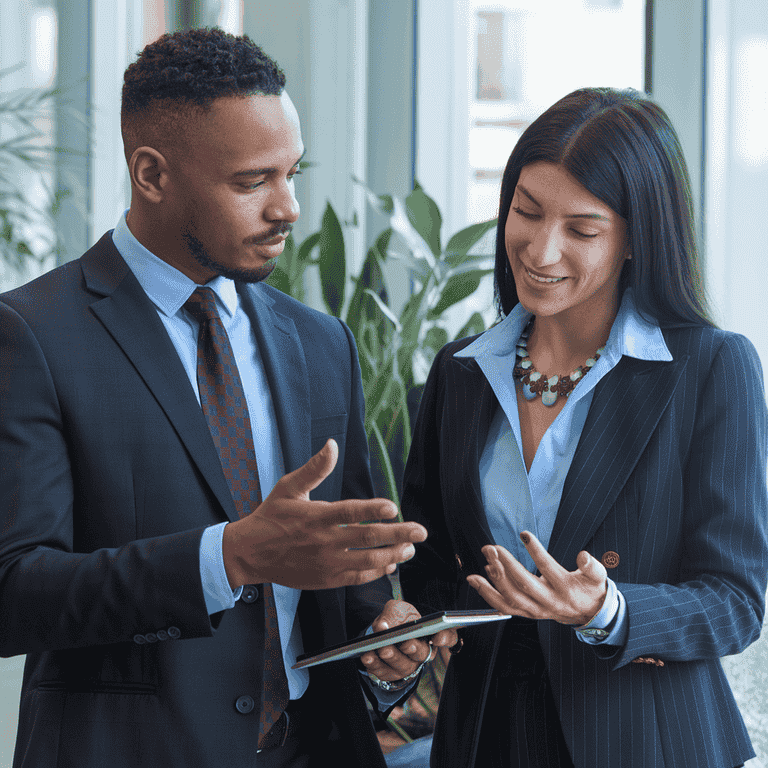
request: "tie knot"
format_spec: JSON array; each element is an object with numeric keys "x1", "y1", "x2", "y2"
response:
[{"x1": 184, "y1": 287, "x2": 219, "y2": 324}]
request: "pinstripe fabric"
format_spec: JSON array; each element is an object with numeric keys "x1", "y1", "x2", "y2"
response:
[
  {"x1": 399, "y1": 324, "x2": 768, "y2": 768},
  {"x1": 474, "y1": 618, "x2": 574, "y2": 768}
]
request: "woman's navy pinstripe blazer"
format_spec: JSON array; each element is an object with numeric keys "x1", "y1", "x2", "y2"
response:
[{"x1": 400, "y1": 323, "x2": 768, "y2": 768}]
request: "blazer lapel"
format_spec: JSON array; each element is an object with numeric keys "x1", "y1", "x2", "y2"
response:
[
  {"x1": 81, "y1": 234, "x2": 239, "y2": 522},
  {"x1": 238, "y1": 285, "x2": 311, "y2": 475},
  {"x1": 445, "y1": 355, "x2": 498, "y2": 569},
  {"x1": 548, "y1": 354, "x2": 689, "y2": 569}
]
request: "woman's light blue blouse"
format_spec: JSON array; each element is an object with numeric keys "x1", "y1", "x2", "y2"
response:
[{"x1": 453, "y1": 290, "x2": 672, "y2": 644}]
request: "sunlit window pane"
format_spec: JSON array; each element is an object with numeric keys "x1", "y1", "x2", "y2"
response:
[
  {"x1": 467, "y1": 0, "x2": 645, "y2": 225},
  {"x1": 30, "y1": 7, "x2": 57, "y2": 88}
]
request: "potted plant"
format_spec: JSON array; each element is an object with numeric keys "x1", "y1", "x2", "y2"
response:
[{"x1": 268, "y1": 180, "x2": 497, "y2": 748}]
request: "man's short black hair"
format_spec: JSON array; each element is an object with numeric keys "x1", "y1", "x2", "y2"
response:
[{"x1": 121, "y1": 27, "x2": 286, "y2": 161}]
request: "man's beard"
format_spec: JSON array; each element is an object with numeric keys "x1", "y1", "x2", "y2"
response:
[{"x1": 182, "y1": 223, "x2": 292, "y2": 284}]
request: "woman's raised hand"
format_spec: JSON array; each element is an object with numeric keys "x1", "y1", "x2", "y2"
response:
[{"x1": 466, "y1": 532, "x2": 607, "y2": 625}]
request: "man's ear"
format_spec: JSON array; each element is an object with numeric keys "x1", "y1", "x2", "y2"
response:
[{"x1": 129, "y1": 146, "x2": 171, "y2": 204}]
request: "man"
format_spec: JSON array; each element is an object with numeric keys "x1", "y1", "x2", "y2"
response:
[{"x1": 0, "y1": 28, "x2": 453, "y2": 768}]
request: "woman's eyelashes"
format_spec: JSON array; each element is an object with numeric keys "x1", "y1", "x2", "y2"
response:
[{"x1": 512, "y1": 206, "x2": 599, "y2": 239}]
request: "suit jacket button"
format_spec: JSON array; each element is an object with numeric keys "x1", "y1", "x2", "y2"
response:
[
  {"x1": 167, "y1": 626, "x2": 181, "y2": 639},
  {"x1": 156, "y1": 630, "x2": 169, "y2": 641},
  {"x1": 601, "y1": 551, "x2": 620, "y2": 569},
  {"x1": 144, "y1": 632, "x2": 158, "y2": 643},
  {"x1": 241, "y1": 585, "x2": 259, "y2": 604},
  {"x1": 235, "y1": 695, "x2": 255, "y2": 714},
  {"x1": 133, "y1": 634, "x2": 147, "y2": 644}
]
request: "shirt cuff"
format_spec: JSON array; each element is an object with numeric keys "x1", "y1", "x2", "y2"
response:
[
  {"x1": 574, "y1": 578, "x2": 627, "y2": 645},
  {"x1": 199, "y1": 522, "x2": 243, "y2": 615}
]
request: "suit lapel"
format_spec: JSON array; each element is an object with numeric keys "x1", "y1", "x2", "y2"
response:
[
  {"x1": 81, "y1": 234, "x2": 239, "y2": 522},
  {"x1": 238, "y1": 285, "x2": 311, "y2": 475},
  {"x1": 548, "y1": 354, "x2": 689, "y2": 569},
  {"x1": 445, "y1": 355, "x2": 498, "y2": 569}
]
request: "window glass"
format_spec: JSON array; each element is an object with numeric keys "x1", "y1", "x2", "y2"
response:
[
  {"x1": 467, "y1": 0, "x2": 645, "y2": 226},
  {"x1": 0, "y1": 1, "x2": 59, "y2": 291},
  {"x1": 416, "y1": 0, "x2": 645, "y2": 328}
]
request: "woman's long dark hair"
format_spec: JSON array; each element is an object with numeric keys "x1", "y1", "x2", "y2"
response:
[{"x1": 493, "y1": 87, "x2": 714, "y2": 327}]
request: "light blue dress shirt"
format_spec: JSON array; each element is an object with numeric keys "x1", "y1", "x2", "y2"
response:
[
  {"x1": 111, "y1": 213, "x2": 309, "y2": 698},
  {"x1": 454, "y1": 290, "x2": 673, "y2": 644}
]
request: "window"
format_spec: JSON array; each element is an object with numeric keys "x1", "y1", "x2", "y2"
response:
[{"x1": 416, "y1": 0, "x2": 646, "y2": 326}]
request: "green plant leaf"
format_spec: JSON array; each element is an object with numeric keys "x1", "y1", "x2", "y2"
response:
[
  {"x1": 398, "y1": 283, "x2": 431, "y2": 347},
  {"x1": 454, "y1": 311, "x2": 487, "y2": 340},
  {"x1": 363, "y1": 288, "x2": 402, "y2": 331},
  {"x1": 266, "y1": 262, "x2": 291, "y2": 295},
  {"x1": 271, "y1": 233, "x2": 305, "y2": 304},
  {"x1": 345, "y1": 229, "x2": 391, "y2": 345},
  {"x1": 424, "y1": 326, "x2": 449, "y2": 355},
  {"x1": 297, "y1": 231, "x2": 321, "y2": 265},
  {"x1": 405, "y1": 185, "x2": 442, "y2": 257},
  {"x1": 364, "y1": 351, "x2": 398, "y2": 427},
  {"x1": 427, "y1": 269, "x2": 493, "y2": 320},
  {"x1": 317, "y1": 203, "x2": 346, "y2": 316},
  {"x1": 445, "y1": 218, "x2": 498, "y2": 263}
]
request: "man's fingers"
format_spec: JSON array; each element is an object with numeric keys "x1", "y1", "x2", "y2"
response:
[
  {"x1": 430, "y1": 628, "x2": 459, "y2": 647},
  {"x1": 276, "y1": 438, "x2": 339, "y2": 499},
  {"x1": 395, "y1": 637, "x2": 431, "y2": 661},
  {"x1": 361, "y1": 640, "x2": 430, "y2": 680},
  {"x1": 307, "y1": 498, "x2": 401, "y2": 528},
  {"x1": 314, "y1": 542, "x2": 419, "y2": 586},
  {"x1": 322, "y1": 521, "x2": 426, "y2": 551},
  {"x1": 376, "y1": 599, "x2": 421, "y2": 629}
]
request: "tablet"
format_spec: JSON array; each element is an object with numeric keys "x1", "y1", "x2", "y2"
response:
[{"x1": 292, "y1": 609, "x2": 510, "y2": 669}]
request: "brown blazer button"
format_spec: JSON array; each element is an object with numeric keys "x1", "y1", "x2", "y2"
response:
[
  {"x1": 601, "y1": 551, "x2": 620, "y2": 569},
  {"x1": 632, "y1": 657, "x2": 665, "y2": 667},
  {"x1": 455, "y1": 553, "x2": 463, "y2": 570}
]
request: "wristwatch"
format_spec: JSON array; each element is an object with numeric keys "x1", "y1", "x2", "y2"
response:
[
  {"x1": 368, "y1": 646, "x2": 435, "y2": 691},
  {"x1": 369, "y1": 663, "x2": 424, "y2": 692}
]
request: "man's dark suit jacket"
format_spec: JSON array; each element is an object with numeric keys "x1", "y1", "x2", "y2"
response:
[
  {"x1": 0, "y1": 233, "x2": 396, "y2": 767},
  {"x1": 400, "y1": 324, "x2": 768, "y2": 768}
]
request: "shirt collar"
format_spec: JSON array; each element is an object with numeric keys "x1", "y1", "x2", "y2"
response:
[
  {"x1": 111, "y1": 210, "x2": 239, "y2": 320},
  {"x1": 454, "y1": 289, "x2": 672, "y2": 363}
]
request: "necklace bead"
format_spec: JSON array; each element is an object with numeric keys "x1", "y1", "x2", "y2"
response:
[{"x1": 513, "y1": 319, "x2": 605, "y2": 407}]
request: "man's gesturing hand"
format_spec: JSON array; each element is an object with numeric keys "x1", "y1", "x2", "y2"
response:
[{"x1": 222, "y1": 439, "x2": 427, "y2": 590}]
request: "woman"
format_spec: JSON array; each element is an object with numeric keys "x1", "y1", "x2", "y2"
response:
[{"x1": 399, "y1": 87, "x2": 768, "y2": 768}]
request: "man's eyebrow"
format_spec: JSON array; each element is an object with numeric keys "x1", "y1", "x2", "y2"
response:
[
  {"x1": 232, "y1": 149, "x2": 306, "y2": 178},
  {"x1": 517, "y1": 184, "x2": 611, "y2": 222}
]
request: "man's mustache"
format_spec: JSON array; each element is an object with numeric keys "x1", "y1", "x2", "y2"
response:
[{"x1": 246, "y1": 223, "x2": 293, "y2": 245}]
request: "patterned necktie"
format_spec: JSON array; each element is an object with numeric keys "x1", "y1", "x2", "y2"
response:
[{"x1": 184, "y1": 287, "x2": 289, "y2": 747}]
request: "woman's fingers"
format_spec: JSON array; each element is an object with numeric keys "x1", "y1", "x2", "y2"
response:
[
  {"x1": 467, "y1": 571, "x2": 541, "y2": 618},
  {"x1": 485, "y1": 544, "x2": 555, "y2": 606},
  {"x1": 474, "y1": 541, "x2": 608, "y2": 624},
  {"x1": 575, "y1": 550, "x2": 607, "y2": 584},
  {"x1": 518, "y1": 532, "x2": 569, "y2": 582},
  {"x1": 466, "y1": 574, "x2": 511, "y2": 613}
]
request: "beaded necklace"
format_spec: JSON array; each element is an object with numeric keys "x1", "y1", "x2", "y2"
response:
[{"x1": 513, "y1": 319, "x2": 605, "y2": 407}]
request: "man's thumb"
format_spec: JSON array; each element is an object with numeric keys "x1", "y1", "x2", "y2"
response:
[{"x1": 281, "y1": 438, "x2": 338, "y2": 498}]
